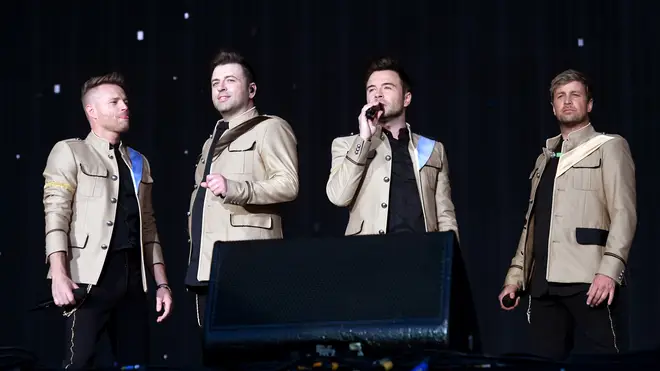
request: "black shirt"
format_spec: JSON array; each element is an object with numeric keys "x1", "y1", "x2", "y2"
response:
[
  {"x1": 185, "y1": 121, "x2": 229, "y2": 288},
  {"x1": 530, "y1": 139, "x2": 589, "y2": 297},
  {"x1": 383, "y1": 128, "x2": 426, "y2": 234},
  {"x1": 109, "y1": 145, "x2": 140, "y2": 251}
]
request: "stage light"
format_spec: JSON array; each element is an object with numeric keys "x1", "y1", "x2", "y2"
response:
[
  {"x1": 577, "y1": 38, "x2": 584, "y2": 47},
  {"x1": 16, "y1": 154, "x2": 21, "y2": 160},
  {"x1": 53, "y1": 84, "x2": 60, "y2": 94},
  {"x1": 184, "y1": 150, "x2": 189, "y2": 155},
  {"x1": 184, "y1": 13, "x2": 189, "y2": 19},
  {"x1": 137, "y1": 31, "x2": 144, "y2": 41}
]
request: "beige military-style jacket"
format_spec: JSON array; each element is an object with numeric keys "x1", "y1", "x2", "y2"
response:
[
  {"x1": 326, "y1": 124, "x2": 459, "y2": 239},
  {"x1": 43, "y1": 131, "x2": 164, "y2": 292},
  {"x1": 187, "y1": 108, "x2": 299, "y2": 282},
  {"x1": 504, "y1": 124, "x2": 637, "y2": 290}
]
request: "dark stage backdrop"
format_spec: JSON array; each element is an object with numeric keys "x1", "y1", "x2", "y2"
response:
[{"x1": 2, "y1": 0, "x2": 659, "y2": 368}]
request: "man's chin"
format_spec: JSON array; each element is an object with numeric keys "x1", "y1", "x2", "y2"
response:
[{"x1": 558, "y1": 115, "x2": 586, "y2": 126}]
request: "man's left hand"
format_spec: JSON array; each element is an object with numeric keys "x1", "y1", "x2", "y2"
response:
[
  {"x1": 586, "y1": 274, "x2": 615, "y2": 307},
  {"x1": 156, "y1": 286, "x2": 173, "y2": 323},
  {"x1": 201, "y1": 173, "x2": 227, "y2": 197}
]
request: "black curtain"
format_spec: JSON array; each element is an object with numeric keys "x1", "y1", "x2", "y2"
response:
[{"x1": 3, "y1": 0, "x2": 659, "y2": 367}]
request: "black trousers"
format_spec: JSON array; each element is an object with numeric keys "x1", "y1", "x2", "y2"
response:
[
  {"x1": 528, "y1": 289, "x2": 625, "y2": 361},
  {"x1": 61, "y1": 249, "x2": 149, "y2": 369}
]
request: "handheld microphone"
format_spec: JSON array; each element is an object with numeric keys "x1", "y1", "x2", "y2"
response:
[
  {"x1": 365, "y1": 103, "x2": 384, "y2": 121},
  {"x1": 502, "y1": 293, "x2": 518, "y2": 308},
  {"x1": 31, "y1": 287, "x2": 89, "y2": 311}
]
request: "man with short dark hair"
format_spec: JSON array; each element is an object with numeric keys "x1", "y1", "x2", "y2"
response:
[
  {"x1": 43, "y1": 72, "x2": 173, "y2": 369},
  {"x1": 185, "y1": 50, "x2": 299, "y2": 328},
  {"x1": 325, "y1": 56, "x2": 459, "y2": 238},
  {"x1": 499, "y1": 69, "x2": 636, "y2": 360}
]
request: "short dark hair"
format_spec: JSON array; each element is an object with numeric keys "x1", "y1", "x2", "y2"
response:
[
  {"x1": 365, "y1": 57, "x2": 412, "y2": 92},
  {"x1": 210, "y1": 49, "x2": 256, "y2": 85},
  {"x1": 81, "y1": 72, "x2": 125, "y2": 102},
  {"x1": 550, "y1": 69, "x2": 592, "y2": 102}
]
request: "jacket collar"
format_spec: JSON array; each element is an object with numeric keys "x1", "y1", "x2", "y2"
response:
[
  {"x1": 85, "y1": 130, "x2": 125, "y2": 151},
  {"x1": 545, "y1": 123, "x2": 597, "y2": 154},
  {"x1": 221, "y1": 106, "x2": 259, "y2": 129},
  {"x1": 85, "y1": 131, "x2": 130, "y2": 162}
]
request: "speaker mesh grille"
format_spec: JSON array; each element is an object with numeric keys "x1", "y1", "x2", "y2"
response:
[{"x1": 208, "y1": 233, "x2": 451, "y2": 328}]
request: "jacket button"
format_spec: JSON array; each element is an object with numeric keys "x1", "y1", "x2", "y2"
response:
[
  {"x1": 187, "y1": 211, "x2": 191, "y2": 216},
  {"x1": 193, "y1": 184, "x2": 198, "y2": 189},
  {"x1": 383, "y1": 177, "x2": 390, "y2": 182},
  {"x1": 101, "y1": 244, "x2": 108, "y2": 250},
  {"x1": 378, "y1": 230, "x2": 385, "y2": 235},
  {"x1": 385, "y1": 155, "x2": 391, "y2": 161},
  {"x1": 108, "y1": 154, "x2": 114, "y2": 159},
  {"x1": 106, "y1": 221, "x2": 113, "y2": 226},
  {"x1": 110, "y1": 197, "x2": 117, "y2": 203},
  {"x1": 381, "y1": 202, "x2": 387, "y2": 208},
  {"x1": 201, "y1": 159, "x2": 205, "y2": 163},
  {"x1": 111, "y1": 175, "x2": 118, "y2": 181}
]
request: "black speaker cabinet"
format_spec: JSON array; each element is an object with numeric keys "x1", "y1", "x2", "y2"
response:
[{"x1": 202, "y1": 231, "x2": 479, "y2": 365}]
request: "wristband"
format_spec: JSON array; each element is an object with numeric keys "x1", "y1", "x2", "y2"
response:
[{"x1": 157, "y1": 283, "x2": 171, "y2": 293}]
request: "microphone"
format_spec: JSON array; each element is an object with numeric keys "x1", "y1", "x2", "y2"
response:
[
  {"x1": 365, "y1": 103, "x2": 384, "y2": 121},
  {"x1": 30, "y1": 287, "x2": 89, "y2": 311},
  {"x1": 502, "y1": 292, "x2": 518, "y2": 308}
]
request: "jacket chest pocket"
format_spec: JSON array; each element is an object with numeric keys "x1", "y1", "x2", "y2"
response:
[
  {"x1": 571, "y1": 156, "x2": 602, "y2": 191},
  {"x1": 226, "y1": 138, "x2": 256, "y2": 174},
  {"x1": 421, "y1": 155, "x2": 443, "y2": 192},
  {"x1": 78, "y1": 163, "x2": 109, "y2": 197}
]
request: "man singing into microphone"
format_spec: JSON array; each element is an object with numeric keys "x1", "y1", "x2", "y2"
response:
[
  {"x1": 185, "y1": 49, "x2": 299, "y2": 329},
  {"x1": 325, "y1": 56, "x2": 459, "y2": 239},
  {"x1": 498, "y1": 69, "x2": 636, "y2": 360},
  {"x1": 43, "y1": 72, "x2": 173, "y2": 369}
]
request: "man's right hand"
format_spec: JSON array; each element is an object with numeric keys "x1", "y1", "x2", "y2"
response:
[
  {"x1": 51, "y1": 274, "x2": 79, "y2": 307},
  {"x1": 358, "y1": 102, "x2": 382, "y2": 141},
  {"x1": 498, "y1": 284, "x2": 520, "y2": 310}
]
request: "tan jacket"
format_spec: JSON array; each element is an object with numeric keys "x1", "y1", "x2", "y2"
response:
[
  {"x1": 43, "y1": 132, "x2": 164, "y2": 292},
  {"x1": 504, "y1": 124, "x2": 636, "y2": 290},
  {"x1": 326, "y1": 124, "x2": 459, "y2": 238},
  {"x1": 187, "y1": 108, "x2": 299, "y2": 282}
]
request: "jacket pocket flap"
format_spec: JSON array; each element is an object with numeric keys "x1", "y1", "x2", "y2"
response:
[
  {"x1": 346, "y1": 220, "x2": 364, "y2": 236},
  {"x1": 573, "y1": 156, "x2": 601, "y2": 168},
  {"x1": 576, "y1": 227, "x2": 608, "y2": 246},
  {"x1": 141, "y1": 173, "x2": 154, "y2": 184},
  {"x1": 80, "y1": 163, "x2": 109, "y2": 177},
  {"x1": 229, "y1": 214, "x2": 272, "y2": 229},
  {"x1": 69, "y1": 233, "x2": 89, "y2": 249},
  {"x1": 228, "y1": 138, "x2": 256, "y2": 152},
  {"x1": 424, "y1": 155, "x2": 443, "y2": 170}
]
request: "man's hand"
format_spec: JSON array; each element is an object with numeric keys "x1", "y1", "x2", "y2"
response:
[
  {"x1": 587, "y1": 274, "x2": 615, "y2": 307},
  {"x1": 201, "y1": 174, "x2": 227, "y2": 197},
  {"x1": 155, "y1": 286, "x2": 173, "y2": 323},
  {"x1": 358, "y1": 102, "x2": 382, "y2": 141},
  {"x1": 498, "y1": 284, "x2": 520, "y2": 311},
  {"x1": 51, "y1": 275, "x2": 79, "y2": 307}
]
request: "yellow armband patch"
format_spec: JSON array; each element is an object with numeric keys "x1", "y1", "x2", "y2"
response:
[{"x1": 44, "y1": 181, "x2": 75, "y2": 193}]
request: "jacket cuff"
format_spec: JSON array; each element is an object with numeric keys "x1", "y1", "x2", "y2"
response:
[
  {"x1": 344, "y1": 136, "x2": 371, "y2": 166},
  {"x1": 597, "y1": 254, "x2": 626, "y2": 285},
  {"x1": 224, "y1": 179, "x2": 250, "y2": 205},
  {"x1": 503, "y1": 266, "x2": 523, "y2": 288},
  {"x1": 45, "y1": 229, "x2": 68, "y2": 263}
]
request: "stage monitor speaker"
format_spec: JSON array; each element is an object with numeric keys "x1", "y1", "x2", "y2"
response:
[{"x1": 202, "y1": 231, "x2": 479, "y2": 366}]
